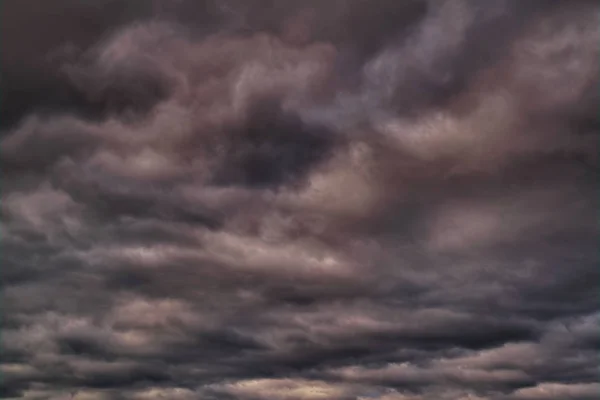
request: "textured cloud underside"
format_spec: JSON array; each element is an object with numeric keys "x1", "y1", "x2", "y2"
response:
[{"x1": 1, "y1": 1, "x2": 598, "y2": 399}]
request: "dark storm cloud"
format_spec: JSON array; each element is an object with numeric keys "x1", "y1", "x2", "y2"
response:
[
  {"x1": 1, "y1": 1, "x2": 598, "y2": 399},
  {"x1": 0, "y1": 0, "x2": 160, "y2": 129}
]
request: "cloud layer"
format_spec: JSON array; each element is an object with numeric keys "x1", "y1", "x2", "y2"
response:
[{"x1": 1, "y1": 1, "x2": 598, "y2": 399}]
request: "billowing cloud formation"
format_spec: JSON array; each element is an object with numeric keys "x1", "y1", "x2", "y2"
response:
[{"x1": 1, "y1": 1, "x2": 598, "y2": 399}]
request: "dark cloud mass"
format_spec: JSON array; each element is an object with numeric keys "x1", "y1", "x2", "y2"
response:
[{"x1": 1, "y1": 0, "x2": 599, "y2": 399}]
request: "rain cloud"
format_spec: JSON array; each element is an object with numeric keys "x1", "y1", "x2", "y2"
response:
[{"x1": 1, "y1": 1, "x2": 598, "y2": 399}]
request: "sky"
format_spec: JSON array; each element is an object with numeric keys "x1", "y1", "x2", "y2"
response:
[{"x1": 1, "y1": 1, "x2": 598, "y2": 399}]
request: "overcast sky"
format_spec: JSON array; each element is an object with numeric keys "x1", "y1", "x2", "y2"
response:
[{"x1": 1, "y1": 1, "x2": 598, "y2": 399}]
